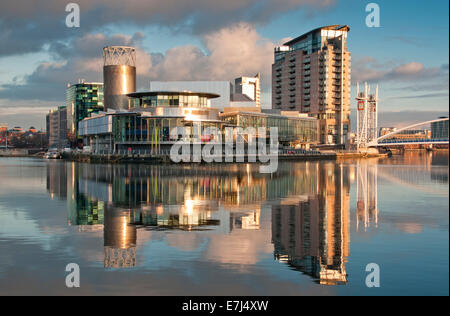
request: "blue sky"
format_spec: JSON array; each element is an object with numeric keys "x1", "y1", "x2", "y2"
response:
[{"x1": 0, "y1": 0, "x2": 448, "y2": 129}]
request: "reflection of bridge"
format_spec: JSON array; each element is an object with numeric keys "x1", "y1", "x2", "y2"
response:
[{"x1": 367, "y1": 118, "x2": 449, "y2": 147}]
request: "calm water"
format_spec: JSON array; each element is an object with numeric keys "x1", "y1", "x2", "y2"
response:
[{"x1": 0, "y1": 152, "x2": 448, "y2": 295}]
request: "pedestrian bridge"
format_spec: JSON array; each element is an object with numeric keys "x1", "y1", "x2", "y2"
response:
[{"x1": 367, "y1": 117, "x2": 449, "y2": 147}]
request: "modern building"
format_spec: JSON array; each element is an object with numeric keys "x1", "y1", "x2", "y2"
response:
[
  {"x1": 78, "y1": 46, "x2": 319, "y2": 154},
  {"x1": 234, "y1": 74, "x2": 261, "y2": 107},
  {"x1": 220, "y1": 108, "x2": 318, "y2": 148},
  {"x1": 149, "y1": 81, "x2": 233, "y2": 111},
  {"x1": 149, "y1": 76, "x2": 259, "y2": 111},
  {"x1": 79, "y1": 91, "x2": 319, "y2": 153},
  {"x1": 78, "y1": 91, "x2": 224, "y2": 153},
  {"x1": 46, "y1": 106, "x2": 67, "y2": 149},
  {"x1": 103, "y1": 46, "x2": 136, "y2": 111},
  {"x1": 66, "y1": 81, "x2": 104, "y2": 144},
  {"x1": 272, "y1": 25, "x2": 351, "y2": 145},
  {"x1": 431, "y1": 117, "x2": 449, "y2": 139}
]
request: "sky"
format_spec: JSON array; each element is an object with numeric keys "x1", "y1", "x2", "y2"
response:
[{"x1": 0, "y1": 0, "x2": 448, "y2": 129}]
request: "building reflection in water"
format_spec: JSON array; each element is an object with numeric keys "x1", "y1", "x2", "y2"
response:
[
  {"x1": 104, "y1": 205, "x2": 136, "y2": 268},
  {"x1": 271, "y1": 162, "x2": 350, "y2": 285},
  {"x1": 45, "y1": 160, "x2": 385, "y2": 284},
  {"x1": 356, "y1": 162, "x2": 378, "y2": 231}
]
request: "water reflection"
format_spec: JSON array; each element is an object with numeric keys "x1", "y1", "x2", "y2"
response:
[
  {"x1": 272, "y1": 163, "x2": 350, "y2": 285},
  {"x1": 43, "y1": 153, "x2": 448, "y2": 284}
]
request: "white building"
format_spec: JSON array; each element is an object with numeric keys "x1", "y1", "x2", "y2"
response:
[{"x1": 234, "y1": 74, "x2": 261, "y2": 107}]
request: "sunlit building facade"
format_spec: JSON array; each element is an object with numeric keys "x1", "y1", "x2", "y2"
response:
[
  {"x1": 272, "y1": 25, "x2": 351, "y2": 145},
  {"x1": 79, "y1": 91, "x2": 320, "y2": 153},
  {"x1": 46, "y1": 106, "x2": 67, "y2": 149},
  {"x1": 66, "y1": 81, "x2": 104, "y2": 144}
]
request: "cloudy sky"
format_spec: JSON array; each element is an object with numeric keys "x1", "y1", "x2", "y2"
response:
[{"x1": 0, "y1": 0, "x2": 448, "y2": 129}]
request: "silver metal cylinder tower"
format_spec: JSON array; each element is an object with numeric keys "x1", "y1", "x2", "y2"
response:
[{"x1": 103, "y1": 46, "x2": 136, "y2": 111}]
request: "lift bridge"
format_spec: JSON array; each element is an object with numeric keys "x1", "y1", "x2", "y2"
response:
[{"x1": 355, "y1": 82, "x2": 449, "y2": 148}]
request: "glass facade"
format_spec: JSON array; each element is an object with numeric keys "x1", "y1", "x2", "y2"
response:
[
  {"x1": 66, "y1": 83, "x2": 104, "y2": 141},
  {"x1": 431, "y1": 119, "x2": 449, "y2": 139},
  {"x1": 221, "y1": 112, "x2": 318, "y2": 144},
  {"x1": 128, "y1": 93, "x2": 209, "y2": 109},
  {"x1": 112, "y1": 114, "x2": 222, "y2": 144}
]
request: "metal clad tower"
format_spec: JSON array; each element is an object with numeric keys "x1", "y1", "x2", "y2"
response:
[
  {"x1": 355, "y1": 82, "x2": 378, "y2": 148},
  {"x1": 103, "y1": 46, "x2": 136, "y2": 111}
]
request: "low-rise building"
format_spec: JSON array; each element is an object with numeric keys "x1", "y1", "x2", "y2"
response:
[
  {"x1": 431, "y1": 117, "x2": 449, "y2": 139},
  {"x1": 79, "y1": 90, "x2": 319, "y2": 154}
]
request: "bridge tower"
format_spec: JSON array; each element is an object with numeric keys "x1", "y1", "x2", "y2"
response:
[{"x1": 355, "y1": 82, "x2": 378, "y2": 148}]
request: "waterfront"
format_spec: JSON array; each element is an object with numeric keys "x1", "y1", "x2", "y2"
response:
[{"x1": 0, "y1": 152, "x2": 448, "y2": 295}]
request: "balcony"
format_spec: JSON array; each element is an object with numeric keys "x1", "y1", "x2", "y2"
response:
[
  {"x1": 289, "y1": 87, "x2": 296, "y2": 92},
  {"x1": 289, "y1": 56, "x2": 296, "y2": 62},
  {"x1": 289, "y1": 69, "x2": 296, "y2": 74},
  {"x1": 289, "y1": 63, "x2": 296, "y2": 68}
]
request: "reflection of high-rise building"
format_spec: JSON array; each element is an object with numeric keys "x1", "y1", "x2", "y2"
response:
[{"x1": 272, "y1": 163, "x2": 350, "y2": 285}]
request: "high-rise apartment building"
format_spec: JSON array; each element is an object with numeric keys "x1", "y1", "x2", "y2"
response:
[
  {"x1": 66, "y1": 81, "x2": 104, "y2": 143},
  {"x1": 235, "y1": 74, "x2": 261, "y2": 107},
  {"x1": 272, "y1": 25, "x2": 351, "y2": 145}
]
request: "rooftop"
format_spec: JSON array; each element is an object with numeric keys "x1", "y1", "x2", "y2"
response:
[
  {"x1": 127, "y1": 91, "x2": 220, "y2": 99},
  {"x1": 283, "y1": 25, "x2": 350, "y2": 46}
]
